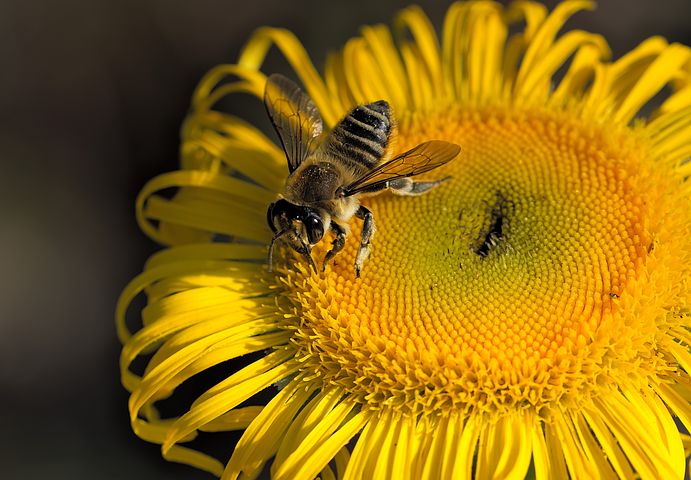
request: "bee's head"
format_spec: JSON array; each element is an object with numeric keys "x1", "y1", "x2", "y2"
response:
[
  {"x1": 267, "y1": 199, "x2": 325, "y2": 244},
  {"x1": 267, "y1": 199, "x2": 326, "y2": 272}
]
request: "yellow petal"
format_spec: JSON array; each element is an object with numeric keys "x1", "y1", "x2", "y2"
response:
[
  {"x1": 613, "y1": 44, "x2": 691, "y2": 123},
  {"x1": 278, "y1": 410, "x2": 368, "y2": 480},
  {"x1": 570, "y1": 412, "x2": 618, "y2": 479},
  {"x1": 658, "y1": 83, "x2": 691, "y2": 114},
  {"x1": 543, "y1": 421, "x2": 569, "y2": 479},
  {"x1": 550, "y1": 42, "x2": 610, "y2": 105},
  {"x1": 397, "y1": 42, "x2": 431, "y2": 111},
  {"x1": 223, "y1": 377, "x2": 319, "y2": 480},
  {"x1": 144, "y1": 243, "x2": 265, "y2": 268},
  {"x1": 513, "y1": 1, "x2": 595, "y2": 89},
  {"x1": 199, "y1": 406, "x2": 263, "y2": 432},
  {"x1": 530, "y1": 420, "x2": 551, "y2": 480},
  {"x1": 238, "y1": 27, "x2": 338, "y2": 125},
  {"x1": 342, "y1": 413, "x2": 378, "y2": 480},
  {"x1": 269, "y1": 386, "x2": 341, "y2": 463},
  {"x1": 657, "y1": 381, "x2": 691, "y2": 435},
  {"x1": 333, "y1": 446, "x2": 351, "y2": 479},
  {"x1": 372, "y1": 412, "x2": 401, "y2": 479},
  {"x1": 514, "y1": 30, "x2": 607, "y2": 104},
  {"x1": 451, "y1": 414, "x2": 480, "y2": 480},
  {"x1": 163, "y1": 351, "x2": 297, "y2": 454},
  {"x1": 491, "y1": 411, "x2": 533, "y2": 480},
  {"x1": 162, "y1": 445, "x2": 224, "y2": 478},
  {"x1": 361, "y1": 25, "x2": 411, "y2": 110},
  {"x1": 191, "y1": 64, "x2": 265, "y2": 111},
  {"x1": 136, "y1": 170, "x2": 272, "y2": 245},
  {"x1": 324, "y1": 51, "x2": 356, "y2": 114},
  {"x1": 390, "y1": 414, "x2": 415, "y2": 480},
  {"x1": 394, "y1": 6, "x2": 444, "y2": 96},
  {"x1": 582, "y1": 407, "x2": 637, "y2": 480},
  {"x1": 441, "y1": 2, "x2": 469, "y2": 100},
  {"x1": 272, "y1": 399, "x2": 360, "y2": 479},
  {"x1": 420, "y1": 414, "x2": 449, "y2": 478},
  {"x1": 467, "y1": 3, "x2": 507, "y2": 106},
  {"x1": 594, "y1": 395, "x2": 679, "y2": 480}
]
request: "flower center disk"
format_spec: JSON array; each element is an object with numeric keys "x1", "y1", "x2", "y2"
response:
[{"x1": 278, "y1": 108, "x2": 651, "y2": 415}]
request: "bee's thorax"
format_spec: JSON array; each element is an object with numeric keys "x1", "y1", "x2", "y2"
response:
[{"x1": 285, "y1": 160, "x2": 343, "y2": 204}]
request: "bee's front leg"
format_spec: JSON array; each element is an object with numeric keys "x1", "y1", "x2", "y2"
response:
[
  {"x1": 354, "y1": 206, "x2": 375, "y2": 278},
  {"x1": 323, "y1": 222, "x2": 347, "y2": 271}
]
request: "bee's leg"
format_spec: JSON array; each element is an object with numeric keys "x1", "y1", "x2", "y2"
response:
[
  {"x1": 388, "y1": 176, "x2": 451, "y2": 196},
  {"x1": 323, "y1": 222, "x2": 347, "y2": 271},
  {"x1": 354, "y1": 206, "x2": 375, "y2": 278}
]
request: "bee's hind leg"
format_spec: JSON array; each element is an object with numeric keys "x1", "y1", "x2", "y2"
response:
[
  {"x1": 323, "y1": 222, "x2": 347, "y2": 271},
  {"x1": 354, "y1": 206, "x2": 375, "y2": 278},
  {"x1": 388, "y1": 176, "x2": 451, "y2": 196}
]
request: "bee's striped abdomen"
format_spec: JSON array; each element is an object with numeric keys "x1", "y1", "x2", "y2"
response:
[{"x1": 324, "y1": 100, "x2": 392, "y2": 172}]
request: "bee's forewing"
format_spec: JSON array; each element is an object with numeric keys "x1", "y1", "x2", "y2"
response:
[
  {"x1": 264, "y1": 74, "x2": 324, "y2": 173},
  {"x1": 341, "y1": 140, "x2": 460, "y2": 196}
]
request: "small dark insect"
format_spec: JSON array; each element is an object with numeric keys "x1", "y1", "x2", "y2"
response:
[{"x1": 265, "y1": 74, "x2": 461, "y2": 277}]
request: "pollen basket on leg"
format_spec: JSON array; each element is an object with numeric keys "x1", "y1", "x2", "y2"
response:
[{"x1": 276, "y1": 108, "x2": 656, "y2": 415}]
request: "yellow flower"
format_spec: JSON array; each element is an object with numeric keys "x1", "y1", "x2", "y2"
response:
[{"x1": 117, "y1": 1, "x2": 691, "y2": 479}]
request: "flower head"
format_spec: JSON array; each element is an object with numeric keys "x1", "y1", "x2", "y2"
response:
[{"x1": 118, "y1": 2, "x2": 691, "y2": 478}]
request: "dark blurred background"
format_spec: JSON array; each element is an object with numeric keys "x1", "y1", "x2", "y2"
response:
[{"x1": 1, "y1": 1, "x2": 689, "y2": 478}]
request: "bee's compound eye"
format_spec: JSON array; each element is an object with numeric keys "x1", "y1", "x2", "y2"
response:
[
  {"x1": 267, "y1": 202, "x2": 278, "y2": 232},
  {"x1": 305, "y1": 213, "x2": 324, "y2": 244},
  {"x1": 269, "y1": 199, "x2": 295, "y2": 232}
]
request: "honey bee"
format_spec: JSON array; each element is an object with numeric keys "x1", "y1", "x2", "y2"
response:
[{"x1": 265, "y1": 74, "x2": 461, "y2": 277}]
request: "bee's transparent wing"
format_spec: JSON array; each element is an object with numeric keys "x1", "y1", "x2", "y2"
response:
[
  {"x1": 339, "y1": 141, "x2": 460, "y2": 196},
  {"x1": 264, "y1": 74, "x2": 323, "y2": 173}
]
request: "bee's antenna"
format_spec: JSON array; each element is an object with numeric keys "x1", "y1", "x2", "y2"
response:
[{"x1": 268, "y1": 228, "x2": 289, "y2": 272}]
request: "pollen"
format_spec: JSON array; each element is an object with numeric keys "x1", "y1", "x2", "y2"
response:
[{"x1": 278, "y1": 107, "x2": 667, "y2": 416}]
